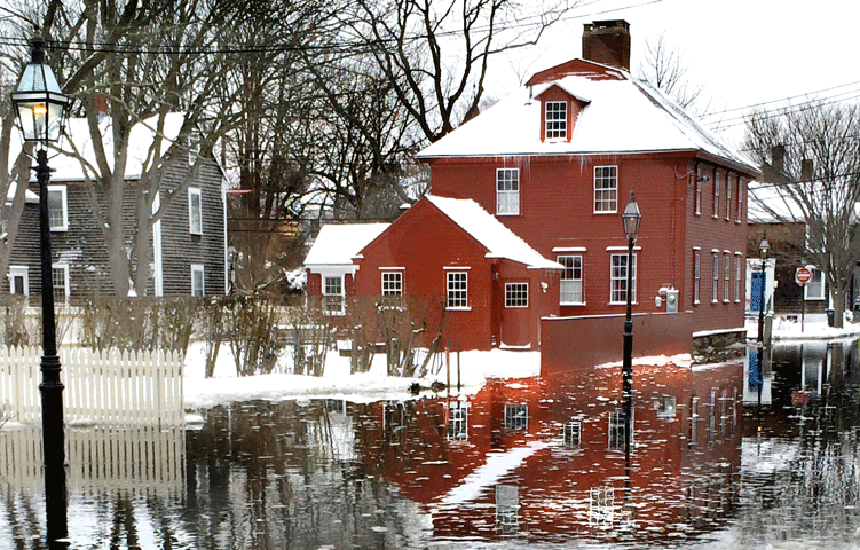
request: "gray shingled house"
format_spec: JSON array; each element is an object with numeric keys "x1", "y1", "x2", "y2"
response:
[{"x1": 5, "y1": 112, "x2": 227, "y2": 302}]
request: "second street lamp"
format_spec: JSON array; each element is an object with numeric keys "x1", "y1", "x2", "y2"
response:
[
  {"x1": 11, "y1": 29, "x2": 70, "y2": 547},
  {"x1": 621, "y1": 189, "x2": 640, "y2": 508}
]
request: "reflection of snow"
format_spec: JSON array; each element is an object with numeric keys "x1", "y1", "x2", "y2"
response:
[{"x1": 437, "y1": 441, "x2": 548, "y2": 506}]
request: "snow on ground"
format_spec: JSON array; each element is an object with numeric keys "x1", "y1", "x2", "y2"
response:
[{"x1": 182, "y1": 318, "x2": 860, "y2": 410}]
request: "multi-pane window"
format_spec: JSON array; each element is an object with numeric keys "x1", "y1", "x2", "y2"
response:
[
  {"x1": 188, "y1": 187, "x2": 203, "y2": 235},
  {"x1": 563, "y1": 421, "x2": 582, "y2": 448},
  {"x1": 559, "y1": 255, "x2": 583, "y2": 304},
  {"x1": 505, "y1": 283, "x2": 528, "y2": 307},
  {"x1": 52, "y1": 265, "x2": 69, "y2": 303},
  {"x1": 47, "y1": 186, "x2": 68, "y2": 231},
  {"x1": 187, "y1": 130, "x2": 200, "y2": 165},
  {"x1": 693, "y1": 250, "x2": 701, "y2": 304},
  {"x1": 545, "y1": 101, "x2": 567, "y2": 139},
  {"x1": 724, "y1": 254, "x2": 731, "y2": 301},
  {"x1": 448, "y1": 402, "x2": 469, "y2": 440},
  {"x1": 735, "y1": 254, "x2": 742, "y2": 301},
  {"x1": 381, "y1": 272, "x2": 402, "y2": 296},
  {"x1": 713, "y1": 173, "x2": 720, "y2": 218},
  {"x1": 496, "y1": 485, "x2": 520, "y2": 529},
  {"x1": 496, "y1": 168, "x2": 520, "y2": 215},
  {"x1": 593, "y1": 166, "x2": 617, "y2": 213},
  {"x1": 323, "y1": 275, "x2": 344, "y2": 314},
  {"x1": 610, "y1": 253, "x2": 636, "y2": 304},
  {"x1": 504, "y1": 403, "x2": 528, "y2": 431},
  {"x1": 191, "y1": 264, "x2": 205, "y2": 297},
  {"x1": 805, "y1": 268, "x2": 825, "y2": 300},
  {"x1": 735, "y1": 179, "x2": 743, "y2": 223},
  {"x1": 725, "y1": 175, "x2": 732, "y2": 220},
  {"x1": 590, "y1": 486, "x2": 615, "y2": 529},
  {"x1": 694, "y1": 168, "x2": 702, "y2": 215},
  {"x1": 711, "y1": 254, "x2": 719, "y2": 302},
  {"x1": 446, "y1": 271, "x2": 468, "y2": 309}
]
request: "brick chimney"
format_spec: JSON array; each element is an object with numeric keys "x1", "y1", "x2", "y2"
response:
[{"x1": 582, "y1": 20, "x2": 631, "y2": 71}]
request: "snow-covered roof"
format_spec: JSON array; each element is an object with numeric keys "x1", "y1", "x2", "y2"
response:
[
  {"x1": 418, "y1": 62, "x2": 756, "y2": 173},
  {"x1": 748, "y1": 183, "x2": 803, "y2": 223},
  {"x1": 426, "y1": 195, "x2": 561, "y2": 270},
  {"x1": 8, "y1": 112, "x2": 186, "y2": 182},
  {"x1": 304, "y1": 222, "x2": 390, "y2": 266}
]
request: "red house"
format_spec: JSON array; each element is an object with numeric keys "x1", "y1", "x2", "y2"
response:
[{"x1": 417, "y1": 20, "x2": 760, "y2": 338}]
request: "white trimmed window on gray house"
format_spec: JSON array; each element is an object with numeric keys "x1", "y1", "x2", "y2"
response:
[
  {"x1": 9, "y1": 266, "x2": 28, "y2": 296},
  {"x1": 188, "y1": 187, "x2": 203, "y2": 235},
  {"x1": 805, "y1": 268, "x2": 825, "y2": 300},
  {"x1": 47, "y1": 185, "x2": 68, "y2": 231},
  {"x1": 191, "y1": 264, "x2": 205, "y2": 297},
  {"x1": 53, "y1": 265, "x2": 69, "y2": 304},
  {"x1": 187, "y1": 129, "x2": 200, "y2": 166},
  {"x1": 189, "y1": 187, "x2": 203, "y2": 235},
  {"x1": 496, "y1": 168, "x2": 519, "y2": 215}
]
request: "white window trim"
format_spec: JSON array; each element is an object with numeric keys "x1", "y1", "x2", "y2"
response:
[
  {"x1": 504, "y1": 403, "x2": 528, "y2": 431},
  {"x1": 189, "y1": 187, "x2": 203, "y2": 235},
  {"x1": 381, "y1": 271, "x2": 403, "y2": 296},
  {"x1": 47, "y1": 185, "x2": 69, "y2": 232},
  {"x1": 693, "y1": 250, "x2": 701, "y2": 305},
  {"x1": 804, "y1": 268, "x2": 826, "y2": 300},
  {"x1": 496, "y1": 168, "x2": 520, "y2": 216},
  {"x1": 545, "y1": 100, "x2": 568, "y2": 140},
  {"x1": 712, "y1": 172, "x2": 720, "y2": 219},
  {"x1": 191, "y1": 264, "x2": 205, "y2": 297},
  {"x1": 559, "y1": 254, "x2": 584, "y2": 306},
  {"x1": 694, "y1": 169, "x2": 702, "y2": 216},
  {"x1": 8, "y1": 266, "x2": 29, "y2": 296},
  {"x1": 187, "y1": 130, "x2": 200, "y2": 166},
  {"x1": 734, "y1": 252, "x2": 743, "y2": 303},
  {"x1": 735, "y1": 178, "x2": 744, "y2": 223},
  {"x1": 725, "y1": 174, "x2": 732, "y2": 221},
  {"x1": 446, "y1": 271, "x2": 469, "y2": 310},
  {"x1": 593, "y1": 165, "x2": 618, "y2": 214},
  {"x1": 53, "y1": 264, "x2": 70, "y2": 304},
  {"x1": 609, "y1": 252, "x2": 637, "y2": 305},
  {"x1": 323, "y1": 274, "x2": 346, "y2": 315},
  {"x1": 504, "y1": 282, "x2": 529, "y2": 308},
  {"x1": 711, "y1": 253, "x2": 719, "y2": 303}
]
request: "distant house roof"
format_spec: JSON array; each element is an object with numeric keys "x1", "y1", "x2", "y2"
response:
[
  {"x1": 8, "y1": 112, "x2": 187, "y2": 182},
  {"x1": 304, "y1": 222, "x2": 390, "y2": 267},
  {"x1": 417, "y1": 60, "x2": 757, "y2": 174},
  {"x1": 748, "y1": 183, "x2": 803, "y2": 224},
  {"x1": 425, "y1": 195, "x2": 561, "y2": 270}
]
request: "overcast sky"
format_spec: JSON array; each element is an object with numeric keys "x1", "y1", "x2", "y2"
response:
[{"x1": 491, "y1": 0, "x2": 860, "y2": 148}]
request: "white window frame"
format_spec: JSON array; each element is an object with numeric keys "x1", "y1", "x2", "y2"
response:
[
  {"x1": 191, "y1": 264, "x2": 205, "y2": 297},
  {"x1": 713, "y1": 172, "x2": 720, "y2": 218},
  {"x1": 593, "y1": 166, "x2": 617, "y2": 213},
  {"x1": 545, "y1": 101, "x2": 567, "y2": 140},
  {"x1": 725, "y1": 174, "x2": 732, "y2": 221},
  {"x1": 804, "y1": 268, "x2": 826, "y2": 300},
  {"x1": 47, "y1": 185, "x2": 68, "y2": 231},
  {"x1": 711, "y1": 253, "x2": 719, "y2": 303},
  {"x1": 52, "y1": 264, "x2": 70, "y2": 304},
  {"x1": 608, "y1": 408, "x2": 630, "y2": 450},
  {"x1": 723, "y1": 254, "x2": 731, "y2": 302},
  {"x1": 609, "y1": 252, "x2": 636, "y2": 305},
  {"x1": 446, "y1": 271, "x2": 468, "y2": 310},
  {"x1": 496, "y1": 168, "x2": 519, "y2": 215},
  {"x1": 693, "y1": 250, "x2": 701, "y2": 305},
  {"x1": 447, "y1": 401, "x2": 469, "y2": 440},
  {"x1": 559, "y1": 255, "x2": 583, "y2": 305},
  {"x1": 734, "y1": 253, "x2": 742, "y2": 302},
  {"x1": 8, "y1": 266, "x2": 29, "y2": 296},
  {"x1": 735, "y1": 178, "x2": 744, "y2": 223},
  {"x1": 504, "y1": 403, "x2": 528, "y2": 431},
  {"x1": 188, "y1": 187, "x2": 203, "y2": 235},
  {"x1": 694, "y1": 168, "x2": 702, "y2": 215},
  {"x1": 187, "y1": 129, "x2": 200, "y2": 166},
  {"x1": 590, "y1": 486, "x2": 615, "y2": 529},
  {"x1": 381, "y1": 271, "x2": 402, "y2": 296},
  {"x1": 563, "y1": 421, "x2": 582, "y2": 449},
  {"x1": 323, "y1": 275, "x2": 345, "y2": 315},
  {"x1": 504, "y1": 282, "x2": 528, "y2": 308}
]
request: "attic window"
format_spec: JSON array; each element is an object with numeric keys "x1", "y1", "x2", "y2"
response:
[
  {"x1": 545, "y1": 101, "x2": 567, "y2": 140},
  {"x1": 187, "y1": 130, "x2": 200, "y2": 166}
]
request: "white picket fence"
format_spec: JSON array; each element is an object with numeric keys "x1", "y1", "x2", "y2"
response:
[
  {"x1": 0, "y1": 423, "x2": 186, "y2": 495},
  {"x1": 0, "y1": 346, "x2": 184, "y2": 427}
]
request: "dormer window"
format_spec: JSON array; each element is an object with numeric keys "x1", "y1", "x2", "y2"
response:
[{"x1": 545, "y1": 101, "x2": 567, "y2": 140}]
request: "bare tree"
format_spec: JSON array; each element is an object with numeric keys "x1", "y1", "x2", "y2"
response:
[
  {"x1": 745, "y1": 100, "x2": 860, "y2": 328},
  {"x1": 637, "y1": 33, "x2": 707, "y2": 114}
]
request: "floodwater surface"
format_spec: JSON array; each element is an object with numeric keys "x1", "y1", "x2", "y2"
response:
[{"x1": 2, "y1": 340, "x2": 860, "y2": 549}]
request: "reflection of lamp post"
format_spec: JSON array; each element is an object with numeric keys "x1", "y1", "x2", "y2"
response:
[
  {"x1": 11, "y1": 29, "x2": 70, "y2": 547},
  {"x1": 757, "y1": 239, "x2": 769, "y2": 411},
  {"x1": 621, "y1": 190, "x2": 640, "y2": 505}
]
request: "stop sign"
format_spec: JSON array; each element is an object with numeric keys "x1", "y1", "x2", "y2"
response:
[{"x1": 796, "y1": 266, "x2": 812, "y2": 285}]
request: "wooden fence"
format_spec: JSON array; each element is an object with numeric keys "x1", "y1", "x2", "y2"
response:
[
  {"x1": 0, "y1": 424, "x2": 185, "y2": 495},
  {"x1": 0, "y1": 346, "x2": 183, "y2": 427}
]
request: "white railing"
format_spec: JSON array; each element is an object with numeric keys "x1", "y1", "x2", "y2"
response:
[{"x1": 0, "y1": 346, "x2": 183, "y2": 427}]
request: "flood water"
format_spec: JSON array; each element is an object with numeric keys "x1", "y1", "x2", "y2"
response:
[{"x1": 2, "y1": 340, "x2": 860, "y2": 549}]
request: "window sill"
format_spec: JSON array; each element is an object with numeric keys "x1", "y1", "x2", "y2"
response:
[
  {"x1": 593, "y1": 210, "x2": 618, "y2": 215},
  {"x1": 49, "y1": 227, "x2": 69, "y2": 232},
  {"x1": 693, "y1": 300, "x2": 700, "y2": 305},
  {"x1": 496, "y1": 212, "x2": 520, "y2": 216},
  {"x1": 324, "y1": 312, "x2": 346, "y2": 317},
  {"x1": 609, "y1": 301, "x2": 639, "y2": 306},
  {"x1": 561, "y1": 302, "x2": 586, "y2": 307},
  {"x1": 711, "y1": 300, "x2": 719, "y2": 304},
  {"x1": 505, "y1": 305, "x2": 529, "y2": 309},
  {"x1": 446, "y1": 307, "x2": 472, "y2": 312},
  {"x1": 804, "y1": 297, "x2": 826, "y2": 301}
]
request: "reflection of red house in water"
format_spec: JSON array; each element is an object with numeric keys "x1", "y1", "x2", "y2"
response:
[{"x1": 355, "y1": 360, "x2": 743, "y2": 543}]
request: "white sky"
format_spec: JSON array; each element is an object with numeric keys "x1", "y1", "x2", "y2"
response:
[{"x1": 489, "y1": 0, "x2": 860, "y2": 148}]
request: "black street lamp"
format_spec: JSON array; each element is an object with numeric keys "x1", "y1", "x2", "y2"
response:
[
  {"x1": 621, "y1": 189, "x2": 640, "y2": 507},
  {"x1": 11, "y1": 29, "x2": 70, "y2": 547},
  {"x1": 757, "y1": 239, "x2": 769, "y2": 411}
]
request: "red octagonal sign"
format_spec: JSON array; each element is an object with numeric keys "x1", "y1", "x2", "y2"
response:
[{"x1": 796, "y1": 267, "x2": 812, "y2": 285}]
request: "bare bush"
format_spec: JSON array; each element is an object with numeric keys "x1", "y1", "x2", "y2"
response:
[
  {"x1": 223, "y1": 293, "x2": 286, "y2": 377},
  {"x1": 79, "y1": 297, "x2": 199, "y2": 353},
  {"x1": 290, "y1": 298, "x2": 333, "y2": 377},
  {"x1": 0, "y1": 295, "x2": 38, "y2": 347}
]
